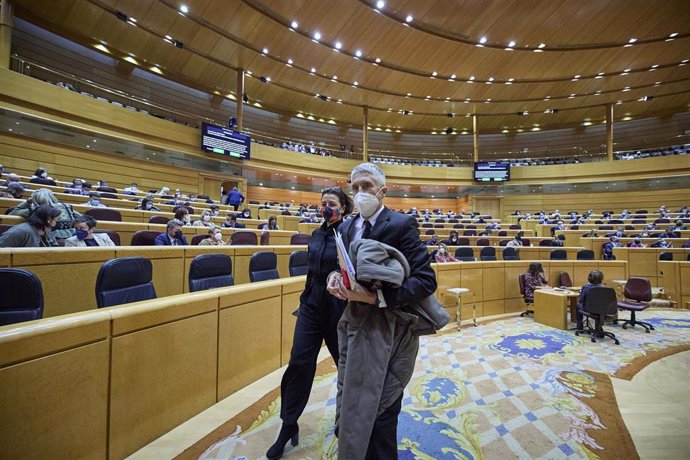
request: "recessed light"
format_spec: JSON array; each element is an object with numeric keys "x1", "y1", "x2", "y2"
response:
[
  {"x1": 313, "y1": 31, "x2": 321, "y2": 40},
  {"x1": 488, "y1": 77, "x2": 494, "y2": 81},
  {"x1": 291, "y1": 20, "x2": 298, "y2": 29},
  {"x1": 375, "y1": 57, "x2": 381, "y2": 63},
  {"x1": 469, "y1": 76, "x2": 475, "y2": 81},
  {"x1": 376, "y1": 1, "x2": 385, "y2": 9},
  {"x1": 353, "y1": 81, "x2": 358, "y2": 86},
  {"x1": 669, "y1": 32, "x2": 678, "y2": 38},
  {"x1": 180, "y1": 5, "x2": 189, "y2": 13},
  {"x1": 310, "y1": 67, "x2": 316, "y2": 73},
  {"x1": 651, "y1": 64, "x2": 659, "y2": 68},
  {"x1": 287, "y1": 58, "x2": 293, "y2": 65},
  {"x1": 262, "y1": 48, "x2": 268, "y2": 54},
  {"x1": 431, "y1": 71, "x2": 438, "y2": 77},
  {"x1": 355, "y1": 50, "x2": 362, "y2": 57},
  {"x1": 332, "y1": 75, "x2": 337, "y2": 80},
  {"x1": 479, "y1": 36, "x2": 487, "y2": 44},
  {"x1": 449, "y1": 74, "x2": 456, "y2": 80},
  {"x1": 405, "y1": 15, "x2": 413, "y2": 23},
  {"x1": 628, "y1": 38, "x2": 637, "y2": 43},
  {"x1": 507, "y1": 40, "x2": 516, "y2": 47},
  {"x1": 538, "y1": 43, "x2": 546, "y2": 48},
  {"x1": 129, "y1": 17, "x2": 137, "y2": 23},
  {"x1": 335, "y1": 41, "x2": 342, "y2": 49}
]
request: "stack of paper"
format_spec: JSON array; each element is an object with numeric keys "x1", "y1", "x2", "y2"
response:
[{"x1": 334, "y1": 230, "x2": 356, "y2": 289}]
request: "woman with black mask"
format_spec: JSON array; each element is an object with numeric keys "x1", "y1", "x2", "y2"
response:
[
  {"x1": 266, "y1": 188, "x2": 353, "y2": 459},
  {"x1": 0, "y1": 205, "x2": 61, "y2": 247}
]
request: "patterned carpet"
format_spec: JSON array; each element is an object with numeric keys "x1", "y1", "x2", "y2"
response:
[{"x1": 192, "y1": 309, "x2": 690, "y2": 460}]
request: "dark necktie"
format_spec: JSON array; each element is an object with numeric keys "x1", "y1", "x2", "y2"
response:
[{"x1": 362, "y1": 220, "x2": 372, "y2": 240}]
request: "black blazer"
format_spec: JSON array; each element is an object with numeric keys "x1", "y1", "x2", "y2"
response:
[{"x1": 339, "y1": 207, "x2": 437, "y2": 308}]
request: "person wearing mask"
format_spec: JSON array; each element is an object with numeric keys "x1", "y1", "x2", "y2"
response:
[
  {"x1": 187, "y1": 193, "x2": 197, "y2": 203},
  {"x1": 326, "y1": 163, "x2": 436, "y2": 460},
  {"x1": 240, "y1": 208, "x2": 252, "y2": 219},
  {"x1": 10, "y1": 188, "x2": 80, "y2": 241},
  {"x1": 619, "y1": 209, "x2": 632, "y2": 219},
  {"x1": 523, "y1": 262, "x2": 548, "y2": 299},
  {"x1": 575, "y1": 270, "x2": 604, "y2": 331},
  {"x1": 435, "y1": 243, "x2": 458, "y2": 263},
  {"x1": 610, "y1": 227, "x2": 626, "y2": 238},
  {"x1": 443, "y1": 230, "x2": 461, "y2": 246},
  {"x1": 487, "y1": 220, "x2": 501, "y2": 231},
  {"x1": 551, "y1": 220, "x2": 566, "y2": 237},
  {"x1": 135, "y1": 198, "x2": 159, "y2": 212},
  {"x1": 123, "y1": 182, "x2": 139, "y2": 195},
  {"x1": 552, "y1": 234, "x2": 566, "y2": 247},
  {"x1": 506, "y1": 232, "x2": 524, "y2": 248},
  {"x1": 3, "y1": 173, "x2": 21, "y2": 187},
  {"x1": 29, "y1": 168, "x2": 57, "y2": 186},
  {"x1": 602, "y1": 236, "x2": 621, "y2": 260},
  {"x1": 166, "y1": 193, "x2": 184, "y2": 206},
  {"x1": 628, "y1": 237, "x2": 646, "y2": 248},
  {"x1": 64, "y1": 216, "x2": 115, "y2": 247},
  {"x1": 425, "y1": 233, "x2": 439, "y2": 246},
  {"x1": 198, "y1": 226, "x2": 227, "y2": 246},
  {"x1": 265, "y1": 215, "x2": 280, "y2": 230},
  {"x1": 154, "y1": 219, "x2": 188, "y2": 246},
  {"x1": 651, "y1": 237, "x2": 672, "y2": 248},
  {"x1": 227, "y1": 186, "x2": 245, "y2": 211},
  {"x1": 193, "y1": 209, "x2": 215, "y2": 227},
  {"x1": 266, "y1": 188, "x2": 353, "y2": 460},
  {"x1": 209, "y1": 205, "x2": 220, "y2": 217},
  {"x1": 0, "y1": 205, "x2": 61, "y2": 247},
  {"x1": 65, "y1": 178, "x2": 84, "y2": 195},
  {"x1": 157, "y1": 186, "x2": 171, "y2": 196},
  {"x1": 81, "y1": 182, "x2": 93, "y2": 195},
  {"x1": 672, "y1": 219, "x2": 687, "y2": 232},
  {"x1": 174, "y1": 208, "x2": 192, "y2": 226},
  {"x1": 222, "y1": 213, "x2": 245, "y2": 228},
  {"x1": 0, "y1": 184, "x2": 24, "y2": 199},
  {"x1": 85, "y1": 192, "x2": 108, "y2": 208},
  {"x1": 220, "y1": 190, "x2": 228, "y2": 205}
]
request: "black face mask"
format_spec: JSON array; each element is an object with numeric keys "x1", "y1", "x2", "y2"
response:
[{"x1": 173, "y1": 230, "x2": 183, "y2": 239}]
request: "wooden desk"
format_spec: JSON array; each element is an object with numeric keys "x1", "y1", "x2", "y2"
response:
[{"x1": 533, "y1": 289, "x2": 577, "y2": 330}]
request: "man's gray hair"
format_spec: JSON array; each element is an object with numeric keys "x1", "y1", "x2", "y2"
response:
[
  {"x1": 351, "y1": 162, "x2": 386, "y2": 186},
  {"x1": 167, "y1": 219, "x2": 184, "y2": 229}
]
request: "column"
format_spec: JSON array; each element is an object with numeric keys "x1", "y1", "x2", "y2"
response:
[
  {"x1": 0, "y1": 0, "x2": 13, "y2": 69},
  {"x1": 362, "y1": 106, "x2": 369, "y2": 162},
  {"x1": 472, "y1": 114, "x2": 479, "y2": 162},
  {"x1": 236, "y1": 68, "x2": 244, "y2": 131},
  {"x1": 606, "y1": 103, "x2": 614, "y2": 161}
]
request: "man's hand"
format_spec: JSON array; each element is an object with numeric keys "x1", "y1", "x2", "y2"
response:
[{"x1": 328, "y1": 272, "x2": 377, "y2": 304}]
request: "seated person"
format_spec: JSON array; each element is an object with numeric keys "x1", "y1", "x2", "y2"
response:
[
  {"x1": 3, "y1": 173, "x2": 21, "y2": 187},
  {"x1": 619, "y1": 209, "x2": 631, "y2": 219},
  {"x1": 487, "y1": 220, "x2": 501, "y2": 231},
  {"x1": 154, "y1": 219, "x2": 188, "y2": 246},
  {"x1": 10, "y1": 188, "x2": 80, "y2": 241},
  {"x1": 575, "y1": 270, "x2": 604, "y2": 331},
  {"x1": 174, "y1": 207, "x2": 192, "y2": 226},
  {"x1": 672, "y1": 219, "x2": 687, "y2": 232},
  {"x1": 29, "y1": 167, "x2": 57, "y2": 186},
  {"x1": 506, "y1": 232, "x2": 524, "y2": 248},
  {"x1": 650, "y1": 237, "x2": 672, "y2": 248},
  {"x1": 85, "y1": 192, "x2": 108, "y2": 208},
  {"x1": 187, "y1": 193, "x2": 198, "y2": 203},
  {"x1": 645, "y1": 223, "x2": 659, "y2": 232},
  {"x1": 123, "y1": 182, "x2": 139, "y2": 195},
  {"x1": 443, "y1": 230, "x2": 460, "y2": 246},
  {"x1": 682, "y1": 238, "x2": 690, "y2": 249},
  {"x1": 606, "y1": 227, "x2": 626, "y2": 238},
  {"x1": 479, "y1": 228, "x2": 492, "y2": 236},
  {"x1": 222, "y1": 213, "x2": 245, "y2": 228},
  {"x1": 551, "y1": 220, "x2": 566, "y2": 236},
  {"x1": 64, "y1": 178, "x2": 85, "y2": 195},
  {"x1": 209, "y1": 205, "x2": 220, "y2": 216},
  {"x1": 0, "y1": 184, "x2": 24, "y2": 199},
  {"x1": 81, "y1": 182, "x2": 93, "y2": 195},
  {"x1": 198, "y1": 226, "x2": 227, "y2": 246},
  {"x1": 165, "y1": 193, "x2": 184, "y2": 206},
  {"x1": 425, "y1": 234, "x2": 439, "y2": 246},
  {"x1": 64, "y1": 215, "x2": 115, "y2": 247},
  {"x1": 602, "y1": 236, "x2": 621, "y2": 259},
  {"x1": 192, "y1": 209, "x2": 215, "y2": 227},
  {"x1": 157, "y1": 186, "x2": 171, "y2": 196},
  {"x1": 435, "y1": 243, "x2": 457, "y2": 263},
  {"x1": 135, "y1": 197, "x2": 159, "y2": 212},
  {"x1": 570, "y1": 216, "x2": 585, "y2": 225},
  {"x1": 264, "y1": 215, "x2": 280, "y2": 230},
  {"x1": 627, "y1": 237, "x2": 647, "y2": 248},
  {"x1": 523, "y1": 262, "x2": 548, "y2": 299},
  {"x1": 0, "y1": 205, "x2": 61, "y2": 247},
  {"x1": 239, "y1": 208, "x2": 252, "y2": 219},
  {"x1": 552, "y1": 234, "x2": 566, "y2": 247}
]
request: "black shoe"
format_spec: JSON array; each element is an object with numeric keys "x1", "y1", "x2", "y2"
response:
[{"x1": 266, "y1": 423, "x2": 299, "y2": 459}]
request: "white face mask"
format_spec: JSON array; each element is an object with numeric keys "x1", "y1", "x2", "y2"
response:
[
  {"x1": 203, "y1": 215, "x2": 211, "y2": 222},
  {"x1": 213, "y1": 232, "x2": 223, "y2": 241},
  {"x1": 354, "y1": 189, "x2": 382, "y2": 219}
]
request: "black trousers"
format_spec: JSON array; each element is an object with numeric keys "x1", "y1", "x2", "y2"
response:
[
  {"x1": 230, "y1": 203, "x2": 239, "y2": 211},
  {"x1": 279, "y1": 301, "x2": 342, "y2": 425},
  {"x1": 364, "y1": 394, "x2": 403, "y2": 460}
]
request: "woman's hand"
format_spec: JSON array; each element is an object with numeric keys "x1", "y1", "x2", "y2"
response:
[{"x1": 328, "y1": 272, "x2": 377, "y2": 304}]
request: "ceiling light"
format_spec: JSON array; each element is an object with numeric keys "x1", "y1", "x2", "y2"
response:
[
  {"x1": 622, "y1": 86, "x2": 630, "y2": 91},
  {"x1": 595, "y1": 72, "x2": 604, "y2": 79},
  {"x1": 669, "y1": 32, "x2": 678, "y2": 38},
  {"x1": 538, "y1": 43, "x2": 546, "y2": 48},
  {"x1": 569, "y1": 94, "x2": 575, "y2": 98},
  {"x1": 469, "y1": 76, "x2": 475, "y2": 81},
  {"x1": 332, "y1": 75, "x2": 338, "y2": 80},
  {"x1": 313, "y1": 31, "x2": 321, "y2": 40},
  {"x1": 180, "y1": 5, "x2": 189, "y2": 13},
  {"x1": 431, "y1": 71, "x2": 437, "y2": 77},
  {"x1": 628, "y1": 38, "x2": 637, "y2": 43},
  {"x1": 508, "y1": 41, "x2": 515, "y2": 47},
  {"x1": 655, "y1": 81, "x2": 661, "y2": 85},
  {"x1": 375, "y1": 57, "x2": 381, "y2": 63},
  {"x1": 616, "y1": 100, "x2": 623, "y2": 104},
  {"x1": 517, "y1": 111, "x2": 528, "y2": 116},
  {"x1": 376, "y1": 1, "x2": 385, "y2": 8},
  {"x1": 310, "y1": 67, "x2": 316, "y2": 73},
  {"x1": 94, "y1": 44, "x2": 110, "y2": 53},
  {"x1": 262, "y1": 48, "x2": 268, "y2": 54},
  {"x1": 355, "y1": 50, "x2": 362, "y2": 57},
  {"x1": 449, "y1": 74, "x2": 456, "y2": 80},
  {"x1": 353, "y1": 81, "x2": 358, "y2": 86},
  {"x1": 479, "y1": 36, "x2": 487, "y2": 44},
  {"x1": 531, "y1": 127, "x2": 541, "y2": 131},
  {"x1": 406, "y1": 92, "x2": 411, "y2": 97},
  {"x1": 129, "y1": 17, "x2": 137, "y2": 23},
  {"x1": 287, "y1": 58, "x2": 293, "y2": 65},
  {"x1": 291, "y1": 20, "x2": 298, "y2": 29},
  {"x1": 651, "y1": 64, "x2": 659, "y2": 68},
  {"x1": 488, "y1": 77, "x2": 494, "y2": 82},
  {"x1": 405, "y1": 15, "x2": 413, "y2": 23}
]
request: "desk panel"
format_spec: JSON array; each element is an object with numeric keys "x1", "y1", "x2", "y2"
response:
[{"x1": 534, "y1": 290, "x2": 568, "y2": 330}]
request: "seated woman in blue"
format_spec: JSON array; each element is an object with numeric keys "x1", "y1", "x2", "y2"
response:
[{"x1": 576, "y1": 270, "x2": 604, "y2": 331}]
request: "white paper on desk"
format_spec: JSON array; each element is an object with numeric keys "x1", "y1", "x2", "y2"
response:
[{"x1": 334, "y1": 230, "x2": 356, "y2": 288}]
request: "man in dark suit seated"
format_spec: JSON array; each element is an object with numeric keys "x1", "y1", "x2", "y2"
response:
[
  {"x1": 222, "y1": 213, "x2": 245, "y2": 228},
  {"x1": 154, "y1": 219, "x2": 188, "y2": 246},
  {"x1": 326, "y1": 162, "x2": 437, "y2": 460}
]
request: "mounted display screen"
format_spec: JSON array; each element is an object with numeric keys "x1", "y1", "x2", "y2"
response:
[
  {"x1": 473, "y1": 161, "x2": 510, "y2": 182},
  {"x1": 201, "y1": 122, "x2": 251, "y2": 159}
]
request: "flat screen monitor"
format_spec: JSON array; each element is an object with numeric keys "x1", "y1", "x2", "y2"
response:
[
  {"x1": 201, "y1": 122, "x2": 251, "y2": 159},
  {"x1": 473, "y1": 161, "x2": 510, "y2": 182}
]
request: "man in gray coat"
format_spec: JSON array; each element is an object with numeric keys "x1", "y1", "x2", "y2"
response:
[{"x1": 328, "y1": 162, "x2": 437, "y2": 459}]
